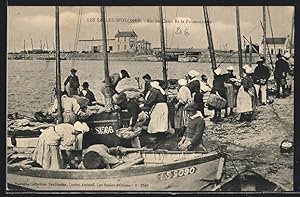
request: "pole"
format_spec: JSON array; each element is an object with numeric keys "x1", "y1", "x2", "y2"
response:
[
  {"x1": 235, "y1": 6, "x2": 243, "y2": 78},
  {"x1": 46, "y1": 39, "x2": 49, "y2": 51},
  {"x1": 40, "y1": 40, "x2": 43, "y2": 50},
  {"x1": 55, "y1": 6, "x2": 63, "y2": 124},
  {"x1": 203, "y1": 6, "x2": 217, "y2": 77},
  {"x1": 263, "y1": 6, "x2": 267, "y2": 61},
  {"x1": 159, "y1": 6, "x2": 167, "y2": 81},
  {"x1": 290, "y1": 8, "x2": 294, "y2": 53},
  {"x1": 31, "y1": 38, "x2": 34, "y2": 51},
  {"x1": 249, "y1": 36, "x2": 252, "y2": 64},
  {"x1": 23, "y1": 40, "x2": 26, "y2": 52},
  {"x1": 100, "y1": 6, "x2": 113, "y2": 109}
]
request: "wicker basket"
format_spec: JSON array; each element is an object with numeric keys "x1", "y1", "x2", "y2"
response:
[
  {"x1": 207, "y1": 93, "x2": 227, "y2": 109},
  {"x1": 116, "y1": 127, "x2": 142, "y2": 139}
]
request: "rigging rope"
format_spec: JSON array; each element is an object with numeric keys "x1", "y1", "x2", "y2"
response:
[
  {"x1": 163, "y1": 6, "x2": 169, "y2": 72},
  {"x1": 267, "y1": 6, "x2": 276, "y2": 52},
  {"x1": 71, "y1": 7, "x2": 83, "y2": 68},
  {"x1": 169, "y1": 7, "x2": 178, "y2": 49}
]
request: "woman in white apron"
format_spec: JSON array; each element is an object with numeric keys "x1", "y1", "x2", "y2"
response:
[
  {"x1": 144, "y1": 81, "x2": 169, "y2": 134},
  {"x1": 236, "y1": 64, "x2": 257, "y2": 122},
  {"x1": 174, "y1": 79, "x2": 192, "y2": 131}
]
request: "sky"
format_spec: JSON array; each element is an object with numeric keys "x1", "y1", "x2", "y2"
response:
[{"x1": 8, "y1": 6, "x2": 294, "y2": 52}]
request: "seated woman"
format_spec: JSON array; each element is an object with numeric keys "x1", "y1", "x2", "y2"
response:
[
  {"x1": 32, "y1": 121, "x2": 89, "y2": 169},
  {"x1": 177, "y1": 102, "x2": 206, "y2": 151}
]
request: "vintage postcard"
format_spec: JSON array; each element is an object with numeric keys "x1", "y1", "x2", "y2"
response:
[{"x1": 7, "y1": 5, "x2": 294, "y2": 192}]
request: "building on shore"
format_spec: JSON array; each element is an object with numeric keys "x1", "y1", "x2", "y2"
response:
[
  {"x1": 77, "y1": 30, "x2": 151, "y2": 54},
  {"x1": 260, "y1": 35, "x2": 294, "y2": 55}
]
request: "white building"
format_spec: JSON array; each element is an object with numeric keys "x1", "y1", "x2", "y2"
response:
[
  {"x1": 260, "y1": 36, "x2": 293, "y2": 55},
  {"x1": 77, "y1": 31, "x2": 152, "y2": 53}
]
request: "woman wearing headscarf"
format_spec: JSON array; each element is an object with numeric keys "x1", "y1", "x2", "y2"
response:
[
  {"x1": 32, "y1": 121, "x2": 89, "y2": 169},
  {"x1": 144, "y1": 81, "x2": 169, "y2": 135},
  {"x1": 236, "y1": 64, "x2": 257, "y2": 122},
  {"x1": 186, "y1": 70, "x2": 205, "y2": 117},
  {"x1": 223, "y1": 66, "x2": 237, "y2": 116},
  {"x1": 210, "y1": 68, "x2": 227, "y2": 123},
  {"x1": 49, "y1": 90, "x2": 81, "y2": 124},
  {"x1": 174, "y1": 79, "x2": 192, "y2": 132}
]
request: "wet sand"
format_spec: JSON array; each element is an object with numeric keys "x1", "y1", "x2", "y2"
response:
[{"x1": 155, "y1": 88, "x2": 294, "y2": 190}]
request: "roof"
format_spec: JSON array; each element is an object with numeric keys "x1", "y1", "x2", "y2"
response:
[
  {"x1": 115, "y1": 31, "x2": 138, "y2": 38},
  {"x1": 261, "y1": 37, "x2": 287, "y2": 45}
]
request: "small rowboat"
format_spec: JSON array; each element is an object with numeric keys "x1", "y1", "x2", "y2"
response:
[
  {"x1": 213, "y1": 170, "x2": 288, "y2": 192},
  {"x1": 7, "y1": 147, "x2": 226, "y2": 191}
]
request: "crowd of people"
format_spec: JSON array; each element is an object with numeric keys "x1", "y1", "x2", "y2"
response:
[{"x1": 32, "y1": 51, "x2": 294, "y2": 170}]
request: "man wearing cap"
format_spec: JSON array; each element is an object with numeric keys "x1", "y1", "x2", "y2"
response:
[
  {"x1": 64, "y1": 68, "x2": 80, "y2": 96},
  {"x1": 174, "y1": 79, "x2": 192, "y2": 132},
  {"x1": 274, "y1": 53, "x2": 290, "y2": 98},
  {"x1": 79, "y1": 82, "x2": 97, "y2": 106},
  {"x1": 186, "y1": 70, "x2": 205, "y2": 117},
  {"x1": 177, "y1": 103, "x2": 206, "y2": 151},
  {"x1": 32, "y1": 121, "x2": 89, "y2": 169},
  {"x1": 253, "y1": 60, "x2": 270, "y2": 105}
]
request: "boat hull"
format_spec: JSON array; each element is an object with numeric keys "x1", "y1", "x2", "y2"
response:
[{"x1": 7, "y1": 152, "x2": 223, "y2": 191}]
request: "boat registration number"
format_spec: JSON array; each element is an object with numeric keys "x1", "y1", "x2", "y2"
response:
[
  {"x1": 158, "y1": 166, "x2": 197, "y2": 180},
  {"x1": 95, "y1": 126, "x2": 114, "y2": 135}
]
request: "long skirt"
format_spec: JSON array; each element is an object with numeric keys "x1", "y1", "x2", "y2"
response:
[
  {"x1": 148, "y1": 103, "x2": 169, "y2": 134},
  {"x1": 236, "y1": 86, "x2": 255, "y2": 113},
  {"x1": 63, "y1": 111, "x2": 78, "y2": 124},
  {"x1": 174, "y1": 105, "x2": 188, "y2": 129},
  {"x1": 32, "y1": 130, "x2": 64, "y2": 169},
  {"x1": 225, "y1": 83, "x2": 235, "y2": 108}
]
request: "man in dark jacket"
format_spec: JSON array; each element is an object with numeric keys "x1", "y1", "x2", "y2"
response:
[
  {"x1": 79, "y1": 82, "x2": 96, "y2": 106},
  {"x1": 64, "y1": 68, "x2": 80, "y2": 96},
  {"x1": 274, "y1": 53, "x2": 290, "y2": 98},
  {"x1": 253, "y1": 60, "x2": 270, "y2": 105}
]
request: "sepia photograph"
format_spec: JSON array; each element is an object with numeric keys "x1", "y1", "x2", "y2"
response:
[{"x1": 6, "y1": 5, "x2": 294, "y2": 192}]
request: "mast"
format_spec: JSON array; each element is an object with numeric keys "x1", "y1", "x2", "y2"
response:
[
  {"x1": 290, "y1": 8, "x2": 294, "y2": 53},
  {"x1": 249, "y1": 36, "x2": 252, "y2": 64},
  {"x1": 100, "y1": 6, "x2": 113, "y2": 109},
  {"x1": 46, "y1": 39, "x2": 49, "y2": 51},
  {"x1": 235, "y1": 6, "x2": 243, "y2": 78},
  {"x1": 55, "y1": 6, "x2": 63, "y2": 123},
  {"x1": 263, "y1": 6, "x2": 267, "y2": 60},
  {"x1": 159, "y1": 6, "x2": 167, "y2": 81},
  {"x1": 40, "y1": 40, "x2": 43, "y2": 50},
  {"x1": 31, "y1": 38, "x2": 34, "y2": 51},
  {"x1": 203, "y1": 6, "x2": 217, "y2": 77},
  {"x1": 23, "y1": 40, "x2": 26, "y2": 52}
]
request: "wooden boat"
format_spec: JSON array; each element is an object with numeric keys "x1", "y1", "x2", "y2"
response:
[
  {"x1": 7, "y1": 147, "x2": 226, "y2": 191},
  {"x1": 213, "y1": 170, "x2": 288, "y2": 191}
]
